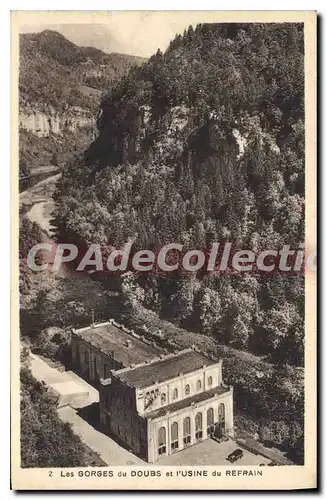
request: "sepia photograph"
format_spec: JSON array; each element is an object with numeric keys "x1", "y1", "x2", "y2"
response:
[{"x1": 11, "y1": 10, "x2": 316, "y2": 490}]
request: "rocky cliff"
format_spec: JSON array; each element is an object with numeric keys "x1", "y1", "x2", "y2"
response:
[
  {"x1": 19, "y1": 103, "x2": 96, "y2": 138},
  {"x1": 19, "y1": 29, "x2": 146, "y2": 166}
]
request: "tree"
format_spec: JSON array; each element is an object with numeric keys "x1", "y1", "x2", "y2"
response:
[
  {"x1": 171, "y1": 275, "x2": 196, "y2": 324},
  {"x1": 258, "y1": 420, "x2": 289, "y2": 448},
  {"x1": 19, "y1": 159, "x2": 30, "y2": 179},
  {"x1": 260, "y1": 301, "x2": 302, "y2": 354},
  {"x1": 198, "y1": 286, "x2": 222, "y2": 336},
  {"x1": 51, "y1": 152, "x2": 59, "y2": 166}
]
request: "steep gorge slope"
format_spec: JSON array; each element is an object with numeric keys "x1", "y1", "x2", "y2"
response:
[
  {"x1": 56, "y1": 23, "x2": 304, "y2": 366},
  {"x1": 19, "y1": 30, "x2": 146, "y2": 166},
  {"x1": 48, "y1": 23, "x2": 305, "y2": 462}
]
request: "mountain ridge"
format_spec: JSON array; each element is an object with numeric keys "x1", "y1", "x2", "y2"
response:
[{"x1": 20, "y1": 29, "x2": 147, "y2": 111}]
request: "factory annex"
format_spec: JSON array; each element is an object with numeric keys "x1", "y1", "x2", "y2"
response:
[{"x1": 72, "y1": 320, "x2": 234, "y2": 463}]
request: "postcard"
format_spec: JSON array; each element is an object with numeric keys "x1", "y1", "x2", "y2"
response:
[{"x1": 11, "y1": 10, "x2": 317, "y2": 490}]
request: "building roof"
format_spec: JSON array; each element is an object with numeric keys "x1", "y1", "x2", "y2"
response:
[
  {"x1": 73, "y1": 322, "x2": 161, "y2": 367},
  {"x1": 115, "y1": 350, "x2": 217, "y2": 389},
  {"x1": 146, "y1": 385, "x2": 230, "y2": 419}
]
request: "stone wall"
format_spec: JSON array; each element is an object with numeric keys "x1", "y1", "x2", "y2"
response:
[{"x1": 100, "y1": 377, "x2": 148, "y2": 460}]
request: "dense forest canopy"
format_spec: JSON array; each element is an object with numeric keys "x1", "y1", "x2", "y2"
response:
[{"x1": 55, "y1": 23, "x2": 305, "y2": 367}]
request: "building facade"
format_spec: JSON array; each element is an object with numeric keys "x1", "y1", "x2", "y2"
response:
[{"x1": 99, "y1": 349, "x2": 234, "y2": 463}]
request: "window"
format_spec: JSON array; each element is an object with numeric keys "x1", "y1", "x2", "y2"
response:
[
  {"x1": 173, "y1": 388, "x2": 178, "y2": 400},
  {"x1": 171, "y1": 422, "x2": 179, "y2": 451},
  {"x1": 161, "y1": 393, "x2": 166, "y2": 405},
  {"x1": 94, "y1": 357, "x2": 97, "y2": 376},
  {"x1": 185, "y1": 384, "x2": 190, "y2": 396},
  {"x1": 104, "y1": 364, "x2": 109, "y2": 379},
  {"x1": 158, "y1": 427, "x2": 166, "y2": 456},
  {"x1": 183, "y1": 417, "x2": 191, "y2": 446},
  {"x1": 207, "y1": 408, "x2": 214, "y2": 436},
  {"x1": 195, "y1": 412, "x2": 203, "y2": 440},
  {"x1": 144, "y1": 391, "x2": 152, "y2": 409},
  {"x1": 196, "y1": 380, "x2": 202, "y2": 391},
  {"x1": 75, "y1": 344, "x2": 80, "y2": 365},
  {"x1": 218, "y1": 403, "x2": 225, "y2": 432},
  {"x1": 84, "y1": 351, "x2": 89, "y2": 366},
  {"x1": 208, "y1": 376, "x2": 213, "y2": 387}
]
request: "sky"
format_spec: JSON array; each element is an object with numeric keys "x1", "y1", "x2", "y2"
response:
[{"x1": 19, "y1": 11, "x2": 219, "y2": 57}]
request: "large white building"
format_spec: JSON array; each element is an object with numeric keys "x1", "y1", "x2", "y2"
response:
[
  {"x1": 71, "y1": 321, "x2": 234, "y2": 463},
  {"x1": 99, "y1": 348, "x2": 234, "y2": 463}
]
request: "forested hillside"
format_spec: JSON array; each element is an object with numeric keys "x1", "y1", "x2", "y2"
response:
[
  {"x1": 56, "y1": 23, "x2": 305, "y2": 367},
  {"x1": 20, "y1": 29, "x2": 146, "y2": 112},
  {"x1": 19, "y1": 30, "x2": 146, "y2": 167}
]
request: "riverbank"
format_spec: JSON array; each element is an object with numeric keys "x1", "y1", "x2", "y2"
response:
[{"x1": 20, "y1": 172, "x2": 61, "y2": 238}]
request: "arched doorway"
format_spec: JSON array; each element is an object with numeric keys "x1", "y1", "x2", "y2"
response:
[
  {"x1": 84, "y1": 350, "x2": 90, "y2": 379},
  {"x1": 75, "y1": 344, "x2": 80, "y2": 369},
  {"x1": 171, "y1": 422, "x2": 179, "y2": 451},
  {"x1": 207, "y1": 408, "x2": 214, "y2": 436},
  {"x1": 195, "y1": 412, "x2": 203, "y2": 440},
  {"x1": 94, "y1": 357, "x2": 98, "y2": 380},
  {"x1": 183, "y1": 417, "x2": 191, "y2": 446},
  {"x1": 218, "y1": 403, "x2": 226, "y2": 433},
  {"x1": 158, "y1": 427, "x2": 166, "y2": 456}
]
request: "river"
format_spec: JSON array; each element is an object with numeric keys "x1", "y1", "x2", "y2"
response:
[{"x1": 19, "y1": 171, "x2": 73, "y2": 278}]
